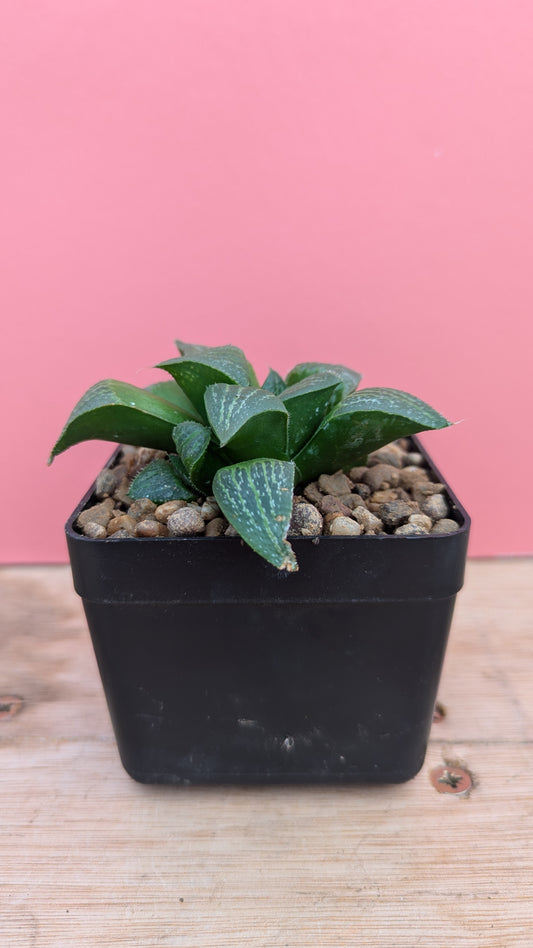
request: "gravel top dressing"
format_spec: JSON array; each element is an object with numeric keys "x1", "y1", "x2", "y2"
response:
[{"x1": 75, "y1": 438, "x2": 461, "y2": 543}]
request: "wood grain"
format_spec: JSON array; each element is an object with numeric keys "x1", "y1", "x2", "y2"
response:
[{"x1": 1, "y1": 561, "x2": 532, "y2": 947}]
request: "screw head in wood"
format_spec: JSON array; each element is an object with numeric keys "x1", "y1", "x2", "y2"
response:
[{"x1": 430, "y1": 763, "x2": 472, "y2": 795}]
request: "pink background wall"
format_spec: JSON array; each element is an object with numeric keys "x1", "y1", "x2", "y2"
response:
[{"x1": 1, "y1": 1, "x2": 532, "y2": 562}]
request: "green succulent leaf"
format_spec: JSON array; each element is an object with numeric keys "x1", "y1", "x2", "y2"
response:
[
  {"x1": 172, "y1": 421, "x2": 221, "y2": 491},
  {"x1": 293, "y1": 387, "x2": 451, "y2": 484},
  {"x1": 204, "y1": 384, "x2": 290, "y2": 461},
  {"x1": 144, "y1": 380, "x2": 202, "y2": 422},
  {"x1": 280, "y1": 372, "x2": 345, "y2": 455},
  {"x1": 262, "y1": 369, "x2": 286, "y2": 395},
  {"x1": 285, "y1": 362, "x2": 362, "y2": 399},
  {"x1": 49, "y1": 380, "x2": 188, "y2": 463},
  {"x1": 175, "y1": 339, "x2": 260, "y2": 388},
  {"x1": 157, "y1": 347, "x2": 255, "y2": 420},
  {"x1": 128, "y1": 456, "x2": 197, "y2": 503},
  {"x1": 213, "y1": 459, "x2": 298, "y2": 571}
]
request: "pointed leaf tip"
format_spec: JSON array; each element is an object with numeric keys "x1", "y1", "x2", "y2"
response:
[{"x1": 212, "y1": 458, "x2": 298, "y2": 571}]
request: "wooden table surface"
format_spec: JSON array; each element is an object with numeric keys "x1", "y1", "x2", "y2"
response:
[{"x1": 1, "y1": 560, "x2": 532, "y2": 947}]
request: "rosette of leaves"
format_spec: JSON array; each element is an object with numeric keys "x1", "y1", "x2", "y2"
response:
[{"x1": 50, "y1": 341, "x2": 451, "y2": 571}]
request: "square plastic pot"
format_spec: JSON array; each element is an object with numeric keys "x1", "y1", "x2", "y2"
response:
[{"x1": 66, "y1": 438, "x2": 469, "y2": 785}]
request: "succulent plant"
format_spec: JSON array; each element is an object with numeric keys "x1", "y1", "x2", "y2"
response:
[{"x1": 50, "y1": 341, "x2": 451, "y2": 571}]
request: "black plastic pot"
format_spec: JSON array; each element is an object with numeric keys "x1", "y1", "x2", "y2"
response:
[{"x1": 66, "y1": 438, "x2": 469, "y2": 785}]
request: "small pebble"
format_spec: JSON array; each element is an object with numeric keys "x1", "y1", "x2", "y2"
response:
[
  {"x1": 289, "y1": 502, "x2": 323, "y2": 537},
  {"x1": 405, "y1": 452, "x2": 424, "y2": 466},
  {"x1": 109, "y1": 528, "x2": 134, "y2": 539},
  {"x1": 394, "y1": 523, "x2": 428, "y2": 536},
  {"x1": 318, "y1": 495, "x2": 354, "y2": 518},
  {"x1": 77, "y1": 498, "x2": 115, "y2": 530},
  {"x1": 362, "y1": 464, "x2": 401, "y2": 492},
  {"x1": 348, "y1": 466, "x2": 368, "y2": 483},
  {"x1": 303, "y1": 482, "x2": 323, "y2": 504},
  {"x1": 430, "y1": 518, "x2": 459, "y2": 534},
  {"x1": 107, "y1": 514, "x2": 137, "y2": 535},
  {"x1": 408, "y1": 513, "x2": 433, "y2": 532},
  {"x1": 336, "y1": 493, "x2": 366, "y2": 510},
  {"x1": 128, "y1": 498, "x2": 157, "y2": 522},
  {"x1": 367, "y1": 444, "x2": 405, "y2": 469},
  {"x1": 352, "y1": 507, "x2": 383, "y2": 534},
  {"x1": 135, "y1": 519, "x2": 169, "y2": 537},
  {"x1": 155, "y1": 500, "x2": 187, "y2": 523},
  {"x1": 94, "y1": 469, "x2": 117, "y2": 499},
  {"x1": 130, "y1": 447, "x2": 166, "y2": 474},
  {"x1": 113, "y1": 476, "x2": 134, "y2": 507},
  {"x1": 82, "y1": 522, "x2": 107, "y2": 539},
  {"x1": 167, "y1": 506, "x2": 205, "y2": 536},
  {"x1": 225, "y1": 524, "x2": 240, "y2": 537},
  {"x1": 328, "y1": 517, "x2": 362, "y2": 536},
  {"x1": 399, "y1": 467, "x2": 430, "y2": 490},
  {"x1": 371, "y1": 489, "x2": 401, "y2": 505},
  {"x1": 318, "y1": 471, "x2": 354, "y2": 496},
  {"x1": 380, "y1": 500, "x2": 416, "y2": 529},
  {"x1": 352, "y1": 482, "x2": 371, "y2": 500},
  {"x1": 205, "y1": 517, "x2": 228, "y2": 537},
  {"x1": 421, "y1": 494, "x2": 450, "y2": 521},
  {"x1": 412, "y1": 481, "x2": 445, "y2": 504},
  {"x1": 201, "y1": 500, "x2": 221, "y2": 522}
]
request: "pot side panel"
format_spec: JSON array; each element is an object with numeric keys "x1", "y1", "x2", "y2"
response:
[{"x1": 83, "y1": 597, "x2": 456, "y2": 784}]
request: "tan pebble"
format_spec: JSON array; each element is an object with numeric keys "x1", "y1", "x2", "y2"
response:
[
  {"x1": 328, "y1": 516, "x2": 362, "y2": 536},
  {"x1": 205, "y1": 517, "x2": 228, "y2": 537},
  {"x1": 119, "y1": 445, "x2": 138, "y2": 470},
  {"x1": 421, "y1": 494, "x2": 449, "y2": 521},
  {"x1": 110, "y1": 462, "x2": 128, "y2": 483},
  {"x1": 318, "y1": 471, "x2": 354, "y2": 496},
  {"x1": 201, "y1": 500, "x2": 221, "y2": 521},
  {"x1": 77, "y1": 499, "x2": 115, "y2": 530},
  {"x1": 82, "y1": 521, "x2": 107, "y2": 539},
  {"x1": 430, "y1": 518, "x2": 459, "y2": 534},
  {"x1": 371, "y1": 489, "x2": 400, "y2": 505},
  {"x1": 362, "y1": 464, "x2": 401, "y2": 492},
  {"x1": 348, "y1": 466, "x2": 368, "y2": 483},
  {"x1": 131, "y1": 447, "x2": 166, "y2": 474},
  {"x1": 318, "y1": 495, "x2": 353, "y2": 518},
  {"x1": 405, "y1": 452, "x2": 424, "y2": 466},
  {"x1": 128, "y1": 498, "x2": 157, "y2": 522},
  {"x1": 367, "y1": 502, "x2": 381, "y2": 514},
  {"x1": 135, "y1": 519, "x2": 169, "y2": 537},
  {"x1": 225, "y1": 524, "x2": 240, "y2": 537},
  {"x1": 303, "y1": 481, "x2": 323, "y2": 504},
  {"x1": 113, "y1": 476, "x2": 134, "y2": 507},
  {"x1": 155, "y1": 500, "x2": 187, "y2": 523},
  {"x1": 289, "y1": 502, "x2": 323, "y2": 537},
  {"x1": 408, "y1": 513, "x2": 433, "y2": 532},
  {"x1": 380, "y1": 500, "x2": 417, "y2": 528},
  {"x1": 94, "y1": 469, "x2": 117, "y2": 499},
  {"x1": 394, "y1": 523, "x2": 428, "y2": 536},
  {"x1": 395, "y1": 487, "x2": 413, "y2": 502},
  {"x1": 400, "y1": 467, "x2": 430, "y2": 490},
  {"x1": 107, "y1": 514, "x2": 136, "y2": 535},
  {"x1": 109, "y1": 528, "x2": 134, "y2": 539},
  {"x1": 167, "y1": 506, "x2": 205, "y2": 536},
  {"x1": 412, "y1": 481, "x2": 445, "y2": 505},
  {"x1": 367, "y1": 444, "x2": 405, "y2": 468},
  {"x1": 352, "y1": 507, "x2": 383, "y2": 533},
  {"x1": 337, "y1": 493, "x2": 366, "y2": 509}
]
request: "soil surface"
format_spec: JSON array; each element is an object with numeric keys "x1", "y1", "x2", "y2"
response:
[{"x1": 75, "y1": 440, "x2": 462, "y2": 540}]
